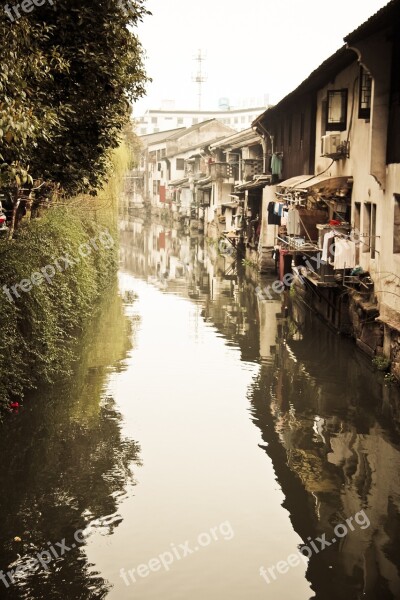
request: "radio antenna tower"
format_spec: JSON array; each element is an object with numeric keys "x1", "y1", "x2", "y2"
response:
[{"x1": 192, "y1": 50, "x2": 207, "y2": 111}]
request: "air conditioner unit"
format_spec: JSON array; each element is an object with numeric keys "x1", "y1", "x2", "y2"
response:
[{"x1": 321, "y1": 133, "x2": 342, "y2": 157}]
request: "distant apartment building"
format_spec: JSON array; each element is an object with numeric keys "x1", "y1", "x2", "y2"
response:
[{"x1": 134, "y1": 105, "x2": 269, "y2": 136}]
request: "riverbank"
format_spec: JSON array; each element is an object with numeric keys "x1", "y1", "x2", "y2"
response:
[{"x1": 0, "y1": 145, "x2": 129, "y2": 418}]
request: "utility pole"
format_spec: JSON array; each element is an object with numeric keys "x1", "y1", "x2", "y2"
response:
[{"x1": 192, "y1": 50, "x2": 207, "y2": 111}]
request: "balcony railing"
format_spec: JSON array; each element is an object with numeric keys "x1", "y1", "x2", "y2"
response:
[
  {"x1": 243, "y1": 159, "x2": 263, "y2": 180},
  {"x1": 208, "y1": 162, "x2": 239, "y2": 181}
]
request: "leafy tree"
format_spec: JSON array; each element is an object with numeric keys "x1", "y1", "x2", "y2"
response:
[
  {"x1": 29, "y1": 0, "x2": 150, "y2": 194},
  {"x1": 0, "y1": 14, "x2": 68, "y2": 236},
  {"x1": 0, "y1": 0, "x2": 149, "y2": 236}
]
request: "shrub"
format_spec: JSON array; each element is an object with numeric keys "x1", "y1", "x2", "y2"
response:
[
  {"x1": 0, "y1": 143, "x2": 130, "y2": 417},
  {"x1": 372, "y1": 356, "x2": 391, "y2": 372}
]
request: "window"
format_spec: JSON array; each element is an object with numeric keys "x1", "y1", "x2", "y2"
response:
[
  {"x1": 192, "y1": 118, "x2": 198, "y2": 125},
  {"x1": 177, "y1": 118, "x2": 184, "y2": 125},
  {"x1": 176, "y1": 158, "x2": 185, "y2": 170},
  {"x1": 363, "y1": 203, "x2": 377, "y2": 259},
  {"x1": 359, "y1": 67, "x2": 372, "y2": 119},
  {"x1": 326, "y1": 89, "x2": 348, "y2": 131},
  {"x1": 234, "y1": 117, "x2": 239, "y2": 124},
  {"x1": 241, "y1": 116, "x2": 245, "y2": 123},
  {"x1": 151, "y1": 117, "x2": 158, "y2": 124},
  {"x1": 394, "y1": 194, "x2": 400, "y2": 253}
]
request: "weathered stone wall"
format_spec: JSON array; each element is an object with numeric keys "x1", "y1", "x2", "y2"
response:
[{"x1": 348, "y1": 293, "x2": 383, "y2": 357}]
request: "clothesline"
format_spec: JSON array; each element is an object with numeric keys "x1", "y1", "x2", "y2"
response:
[{"x1": 275, "y1": 191, "x2": 305, "y2": 205}]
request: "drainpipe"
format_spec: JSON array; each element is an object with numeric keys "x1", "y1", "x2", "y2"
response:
[{"x1": 253, "y1": 123, "x2": 274, "y2": 173}]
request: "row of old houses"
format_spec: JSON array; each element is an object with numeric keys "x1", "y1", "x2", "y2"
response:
[{"x1": 133, "y1": 0, "x2": 400, "y2": 378}]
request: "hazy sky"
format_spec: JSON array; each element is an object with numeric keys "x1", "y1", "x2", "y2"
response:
[{"x1": 133, "y1": 0, "x2": 389, "y2": 115}]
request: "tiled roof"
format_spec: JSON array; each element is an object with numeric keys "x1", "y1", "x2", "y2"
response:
[
  {"x1": 253, "y1": 46, "x2": 356, "y2": 125},
  {"x1": 146, "y1": 107, "x2": 267, "y2": 115},
  {"x1": 166, "y1": 119, "x2": 223, "y2": 141},
  {"x1": 345, "y1": 0, "x2": 400, "y2": 43},
  {"x1": 164, "y1": 135, "x2": 233, "y2": 159},
  {"x1": 209, "y1": 128, "x2": 261, "y2": 150},
  {"x1": 139, "y1": 127, "x2": 185, "y2": 145}
]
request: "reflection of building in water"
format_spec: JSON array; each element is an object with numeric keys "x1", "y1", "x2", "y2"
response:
[
  {"x1": 119, "y1": 213, "x2": 257, "y2": 356},
  {"x1": 119, "y1": 210, "x2": 400, "y2": 600},
  {"x1": 251, "y1": 310, "x2": 400, "y2": 600},
  {"x1": 119, "y1": 217, "x2": 191, "y2": 290},
  {"x1": 257, "y1": 292, "x2": 281, "y2": 364}
]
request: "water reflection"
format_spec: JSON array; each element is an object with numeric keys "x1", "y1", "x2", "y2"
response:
[
  {"x1": 0, "y1": 286, "x2": 140, "y2": 599},
  {"x1": 0, "y1": 211, "x2": 399, "y2": 600},
  {"x1": 121, "y1": 215, "x2": 400, "y2": 600},
  {"x1": 256, "y1": 311, "x2": 400, "y2": 600}
]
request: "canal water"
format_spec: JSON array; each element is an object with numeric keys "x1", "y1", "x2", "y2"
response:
[{"x1": 0, "y1": 209, "x2": 400, "y2": 600}]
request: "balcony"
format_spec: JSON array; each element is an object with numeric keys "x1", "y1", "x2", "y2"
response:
[
  {"x1": 243, "y1": 159, "x2": 263, "y2": 181},
  {"x1": 208, "y1": 162, "x2": 238, "y2": 182}
]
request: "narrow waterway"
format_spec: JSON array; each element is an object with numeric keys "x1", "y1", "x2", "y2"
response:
[{"x1": 0, "y1": 208, "x2": 400, "y2": 600}]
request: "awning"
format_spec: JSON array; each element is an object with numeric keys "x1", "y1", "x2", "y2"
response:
[
  {"x1": 236, "y1": 175, "x2": 271, "y2": 191},
  {"x1": 277, "y1": 174, "x2": 352, "y2": 194},
  {"x1": 277, "y1": 175, "x2": 313, "y2": 189},
  {"x1": 196, "y1": 176, "x2": 212, "y2": 190},
  {"x1": 221, "y1": 201, "x2": 239, "y2": 208},
  {"x1": 169, "y1": 177, "x2": 189, "y2": 187}
]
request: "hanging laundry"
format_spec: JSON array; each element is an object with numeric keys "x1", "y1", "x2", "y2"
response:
[
  {"x1": 287, "y1": 207, "x2": 301, "y2": 235},
  {"x1": 333, "y1": 239, "x2": 356, "y2": 270},
  {"x1": 268, "y1": 201, "x2": 281, "y2": 225},
  {"x1": 271, "y1": 153, "x2": 283, "y2": 178},
  {"x1": 322, "y1": 230, "x2": 335, "y2": 262}
]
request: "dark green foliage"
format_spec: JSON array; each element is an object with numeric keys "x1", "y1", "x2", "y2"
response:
[
  {"x1": 0, "y1": 207, "x2": 118, "y2": 415},
  {"x1": 372, "y1": 356, "x2": 391, "y2": 372},
  {"x1": 0, "y1": 0, "x2": 149, "y2": 194}
]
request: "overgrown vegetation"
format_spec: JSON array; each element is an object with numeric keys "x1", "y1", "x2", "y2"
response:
[
  {"x1": 0, "y1": 0, "x2": 147, "y2": 414},
  {"x1": 0, "y1": 0, "x2": 149, "y2": 236},
  {"x1": 372, "y1": 356, "x2": 391, "y2": 372},
  {"x1": 0, "y1": 144, "x2": 130, "y2": 417}
]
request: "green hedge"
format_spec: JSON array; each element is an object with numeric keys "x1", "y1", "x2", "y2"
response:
[{"x1": 0, "y1": 207, "x2": 118, "y2": 416}]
